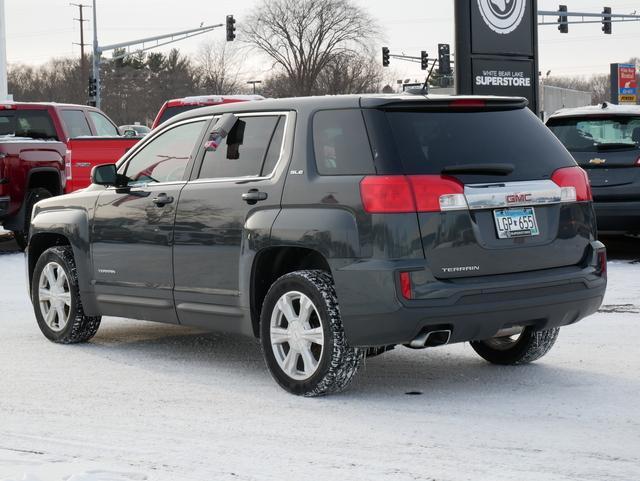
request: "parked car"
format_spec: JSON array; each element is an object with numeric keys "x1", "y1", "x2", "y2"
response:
[
  {"x1": 151, "y1": 94, "x2": 264, "y2": 129},
  {"x1": 0, "y1": 102, "x2": 140, "y2": 248},
  {"x1": 547, "y1": 103, "x2": 640, "y2": 235},
  {"x1": 119, "y1": 124, "x2": 151, "y2": 137},
  {"x1": 27, "y1": 94, "x2": 607, "y2": 396}
]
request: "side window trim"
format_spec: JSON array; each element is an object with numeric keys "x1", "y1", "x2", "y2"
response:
[
  {"x1": 117, "y1": 117, "x2": 211, "y2": 186},
  {"x1": 190, "y1": 111, "x2": 291, "y2": 183}
]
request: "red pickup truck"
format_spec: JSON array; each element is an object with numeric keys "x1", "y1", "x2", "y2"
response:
[
  {"x1": 0, "y1": 102, "x2": 140, "y2": 248},
  {"x1": 152, "y1": 95, "x2": 264, "y2": 128}
]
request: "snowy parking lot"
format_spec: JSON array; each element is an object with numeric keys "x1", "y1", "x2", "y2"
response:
[{"x1": 0, "y1": 234, "x2": 639, "y2": 481}]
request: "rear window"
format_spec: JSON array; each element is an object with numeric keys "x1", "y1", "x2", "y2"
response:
[
  {"x1": 385, "y1": 108, "x2": 575, "y2": 181},
  {"x1": 313, "y1": 109, "x2": 375, "y2": 175},
  {"x1": 0, "y1": 110, "x2": 58, "y2": 140},
  {"x1": 60, "y1": 110, "x2": 92, "y2": 137},
  {"x1": 547, "y1": 115, "x2": 640, "y2": 152},
  {"x1": 157, "y1": 105, "x2": 202, "y2": 126}
]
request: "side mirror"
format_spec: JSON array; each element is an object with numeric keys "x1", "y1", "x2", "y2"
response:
[
  {"x1": 123, "y1": 129, "x2": 137, "y2": 138},
  {"x1": 91, "y1": 163, "x2": 118, "y2": 186}
]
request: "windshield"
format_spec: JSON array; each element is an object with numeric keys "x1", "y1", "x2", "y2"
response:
[
  {"x1": 0, "y1": 110, "x2": 58, "y2": 140},
  {"x1": 547, "y1": 115, "x2": 640, "y2": 152},
  {"x1": 156, "y1": 105, "x2": 202, "y2": 125},
  {"x1": 384, "y1": 108, "x2": 576, "y2": 181}
]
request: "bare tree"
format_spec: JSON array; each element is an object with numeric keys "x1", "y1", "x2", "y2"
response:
[
  {"x1": 546, "y1": 74, "x2": 610, "y2": 104},
  {"x1": 195, "y1": 39, "x2": 243, "y2": 94},
  {"x1": 242, "y1": 0, "x2": 380, "y2": 96},
  {"x1": 316, "y1": 49, "x2": 384, "y2": 95}
]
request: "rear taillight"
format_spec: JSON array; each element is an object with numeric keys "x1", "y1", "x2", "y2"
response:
[
  {"x1": 597, "y1": 250, "x2": 607, "y2": 277},
  {"x1": 64, "y1": 149, "x2": 72, "y2": 181},
  {"x1": 636, "y1": 156, "x2": 640, "y2": 166},
  {"x1": 359, "y1": 176, "x2": 415, "y2": 213},
  {"x1": 360, "y1": 175, "x2": 467, "y2": 213},
  {"x1": 551, "y1": 166, "x2": 592, "y2": 202},
  {"x1": 399, "y1": 272, "x2": 413, "y2": 300},
  {"x1": 408, "y1": 175, "x2": 467, "y2": 211}
]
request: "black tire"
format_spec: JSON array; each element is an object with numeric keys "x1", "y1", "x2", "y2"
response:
[
  {"x1": 470, "y1": 327, "x2": 560, "y2": 365},
  {"x1": 32, "y1": 246, "x2": 101, "y2": 344},
  {"x1": 260, "y1": 270, "x2": 364, "y2": 397},
  {"x1": 13, "y1": 188, "x2": 52, "y2": 250}
]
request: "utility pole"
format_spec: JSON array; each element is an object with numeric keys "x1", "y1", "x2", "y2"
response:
[
  {"x1": 0, "y1": 0, "x2": 7, "y2": 101},
  {"x1": 91, "y1": 0, "x2": 100, "y2": 107},
  {"x1": 71, "y1": 3, "x2": 90, "y2": 96}
]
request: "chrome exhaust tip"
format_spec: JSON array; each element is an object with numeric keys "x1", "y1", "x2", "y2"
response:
[{"x1": 408, "y1": 329, "x2": 452, "y2": 349}]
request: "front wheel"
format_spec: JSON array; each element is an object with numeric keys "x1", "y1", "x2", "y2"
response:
[
  {"x1": 470, "y1": 327, "x2": 560, "y2": 365},
  {"x1": 32, "y1": 246, "x2": 101, "y2": 344},
  {"x1": 260, "y1": 270, "x2": 364, "y2": 396}
]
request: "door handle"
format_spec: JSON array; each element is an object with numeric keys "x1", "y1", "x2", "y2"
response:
[
  {"x1": 242, "y1": 189, "x2": 268, "y2": 205},
  {"x1": 152, "y1": 193, "x2": 174, "y2": 206}
]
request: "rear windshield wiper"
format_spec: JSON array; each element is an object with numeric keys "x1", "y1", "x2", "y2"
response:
[
  {"x1": 441, "y1": 163, "x2": 514, "y2": 176},
  {"x1": 595, "y1": 142, "x2": 637, "y2": 151}
]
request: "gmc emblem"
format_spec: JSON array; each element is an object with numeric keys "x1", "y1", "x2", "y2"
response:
[{"x1": 506, "y1": 193, "x2": 532, "y2": 204}]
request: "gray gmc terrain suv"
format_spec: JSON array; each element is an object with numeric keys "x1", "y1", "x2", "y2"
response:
[{"x1": 27, "y1": 95, "x2": 607, "y2": 396}]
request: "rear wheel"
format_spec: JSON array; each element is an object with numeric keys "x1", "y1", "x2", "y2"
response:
[
  {"x1": 13, "y1": 188, "x2": 52, "y2": 250},
  {"x1": 470, "y1": 327, "x2": 559, "y2": 365},
  {"x1": 32, "y1": 246, "x2": 101, "y2": 343},
  {"x1": 260, "y1": 270, "x2": 364, "y2": 396}
]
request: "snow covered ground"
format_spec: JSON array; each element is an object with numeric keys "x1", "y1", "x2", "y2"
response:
[{"x1": 0, "y1": 251, "x2": 638, "y2": 481}]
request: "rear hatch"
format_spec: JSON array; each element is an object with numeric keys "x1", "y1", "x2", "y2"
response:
[
  {"x1": 546, "y1": 114, "x2": 640, "y2": 197},
  {"x1": 364, "y1": 100, "x2": 594, "y2": 279}
]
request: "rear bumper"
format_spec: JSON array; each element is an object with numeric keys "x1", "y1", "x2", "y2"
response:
[
  {"x1": 593, "y1": 200, "x2": 640, "y2": 233},
  {"x1": 332, "y1": 242, "x2": 607, "y2": 347}
]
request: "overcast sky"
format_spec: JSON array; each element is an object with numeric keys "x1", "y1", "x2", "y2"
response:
[{"x1": 5, "y1": 0, "x2": 640, "y2": 82}]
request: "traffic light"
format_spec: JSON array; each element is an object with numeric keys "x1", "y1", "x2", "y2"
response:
[
  {"x1": 558, "y1": 5, "x2": 568, "y2": 33},
  {"x1": 420, "y1": 51, "x2": 429, "y2": 71},
  {"x1": 382, "y1": 47, "x2": 390, "y2": 67},
  {"x1": 88, "y1": 77, "x2": 97, "y2": 98},
  {"x1": 602, "y1": 7, "x2": 612, "y2": 34},
  {"x1": 438, "y1": 44, "x2": 451, "y2": 75},
  {"x1": 226, "y1": 15, "x2": 236, "y2": 41}
]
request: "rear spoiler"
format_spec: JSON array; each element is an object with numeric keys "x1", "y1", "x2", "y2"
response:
[{"x1": 361, "y1": 97, "x2": 528, "y2": 111}]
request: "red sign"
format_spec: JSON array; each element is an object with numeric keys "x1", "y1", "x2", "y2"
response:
[{"x1": 619, "y1": 65, "x2": 637, "y2": 90}]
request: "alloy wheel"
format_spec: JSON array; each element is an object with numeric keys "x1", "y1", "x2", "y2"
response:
[
  {"x1": 38, "y1": 262, "x2": 71, "y2": 332},
  {"x1": 269, "y1": 291, "x2": 325, "y2": 381}
]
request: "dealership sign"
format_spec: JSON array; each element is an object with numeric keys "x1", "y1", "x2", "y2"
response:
[
  {"x1": 611, "y1": 63, "x2": 638, "y2": 104},
  {"x1": 455, "y1": 0, "x2": 539, "y2": 113}
]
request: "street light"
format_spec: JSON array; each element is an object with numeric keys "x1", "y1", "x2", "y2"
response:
[{"x1": 247, "y1": 80, "x2": 262, "y2": 94}]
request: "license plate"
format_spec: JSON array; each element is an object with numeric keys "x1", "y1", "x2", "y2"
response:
[{"x1": 493, "y1": 207, "x2": 539, "y2": 239}]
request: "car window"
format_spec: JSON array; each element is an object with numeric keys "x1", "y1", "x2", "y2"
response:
[
  {"x1": 60, "y1": 110, "x2": 92, "y2": 138},
  {"x1": 385, "y1": 108, "x2": 576, "y2": 181},
  {"x1": 313, "y1": 109, "x2": 375, "y2": 175},
  {"x1": 124, "y1": 120, "x2": 206, "y2": 185},
  {"x1": 157, "y1": 105, "x2": 201, "y2": 126},
  {"x1": 0, "y1": 110, "x2": 58, "y2": 140},
  {"x1": 547, "y1": 115, "x2": 640, "y2": 152},
  {"x1": 88, "y1": 111, "x2": 119, "y2": 136},
  {"x1": 198, "y1": 115, "x2": 280, "y2": 179}
]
